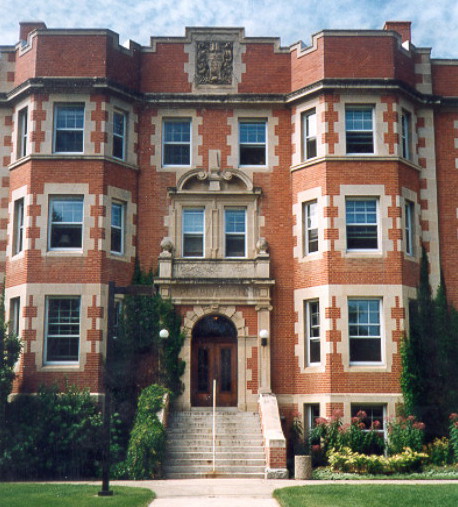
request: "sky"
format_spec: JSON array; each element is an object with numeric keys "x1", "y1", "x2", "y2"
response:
[{"x1": 1, "y1": 0, "x2": 456, "y2": 59}]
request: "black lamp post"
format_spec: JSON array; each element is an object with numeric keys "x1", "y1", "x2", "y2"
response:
[{"x1": 98, "y1": 281, "x2": 156, "y2": 496}]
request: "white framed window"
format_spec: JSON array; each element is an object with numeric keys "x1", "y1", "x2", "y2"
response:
[
  {"x1": 49, "y1": 196, "x2": 84, "y2": 250},
  {"x1": 163, "y1": 119, "x2": 191, "y2": 166},
  {"x1": 345, "y1": 106, "x2": 374, "y2": 154},
  {"x1": 351, "y1": 404, "x2": 386, "y2": 437},
  {"x1": 113, "y1": 111, "x2": 127, "y2": 160},
  {"x1": 17, "y1": 107, "x2": 28, "y2": 158},
  {"x1": 111, "y1": 201, "x2": 125, "y2": 255},
  {"x1": 225, "y1": 208, "x2": 246, "y2": 258},
  {"x1": 405, "y1": 200, "x2": 414, "y2": 256},
  {"x1": 9, "y1": 297, "x2": 20, "y2": 337},
  {"x1": 304, "y1": 403, "x2": 320, "y2": 438},
  {"x1": 13, "y1": 198, "x2": 24, "y2": 255},
  {"x1": 303, "y1": 201, "x2": 318, "y2": 255},
  {"x1": 349, "y1": 298, "x2": 382, "y2": 364},
  {"x1": 302, "y1": 109, "x2": 317, "y2": 160},
  {"x1": 54, "y1": 104, "x2": 85, "y2": 153},
  {"x1": 401, "y1": 110, "x2": 412, "y2": 160},
  {"x1": 305, "y1": 300, "x2": 320, "y2": 365},
  {"x1": 45, "y1": 296, "x2": 80, "y2": 364},
  {"x1": 182, "y1": 208, "x2": 204, "y2": 257},
  {"x1": 239, "y1": 120, "x2": 266, "y2": 166},
  {"x1": 346, "y1": 198, "x2": 378, "y2": 250}
]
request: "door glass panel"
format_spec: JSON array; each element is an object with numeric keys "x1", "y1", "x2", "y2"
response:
[
  {"x1": 197, "y1": 347, "x2": 209, "y2": 392},
  {"x1": 220, "y1": 348, "x2": 232, "y2": 392}
]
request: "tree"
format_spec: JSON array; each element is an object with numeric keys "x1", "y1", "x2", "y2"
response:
[
  {"x1": 0, "y1": 294, "x2": 21, "y2": 426},
  {"x1": 401, "y1": 246, "x2": 458, "y2": 439}
]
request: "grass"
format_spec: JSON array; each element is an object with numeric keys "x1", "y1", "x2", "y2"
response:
[
  {"x1": 274, "y1": 484, "x2": 458, "y2": 507},
  {"x1": 0, "y1": 483, "x2": 154, "y2": 507}
]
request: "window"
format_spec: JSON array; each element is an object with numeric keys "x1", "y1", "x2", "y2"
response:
[
  {"x1": 405, "y1": 200, "x2": 414, "y2": 256},
  {"x1": 349, "y1": 299, "x2": 382, "y2": 363},
  {"x1": 401, "y1": 110, "x2": 412, "y2": 160},
  {"x1": 305, "y1": 300, "x2": 320, "y2": 365},
  {"x1": 113, "y1": 299, "x2": 123, "y2": 339},
  {"x1": 163, "y1": 119, "x2": 191, "y2": 165},
  {"x1": 183, "y1": 208, "x2": 204, "y2": 257},
  {"x1": 9, "y1": 297, "x2": 20, "y2": 337},
  {"x1": 304, "y1": 403, "x2": 320, "y2": 439},
  {"x1": 111, "y1": 202, "x2": 124, "y2": 254},
  {"x1": 303, "y1": 201, "x2": 318, "y2": 254},
  {"x1": 49, "y1": 197, "x2": 84, "y2": 250},
  {"x1": 54, "y1": 104, "x2": 85, "y2": 153},
  {"x1": 351, "y1": 404, "x2": 385, "y2": 435},
  {"x1": 13, "y1": 198, "x2": 24, "y2": 255},
  {"x1": 225, "y1": 208, "x2": 246, "y2": 257},
  {"x1": 45, "y1": 297, "x2": 80, "y2": 363},
  {"x1": 345, "y1": 107, "x2": 374, "y2": 153},
  {"x1": 302, "y1": 109, "x2": 317, "y2": 160},
  {"x1": 239, "y1": 120, "x2": 266, "y2": 165},
  {"x1": 346, "y1": 198, "x2": 378, "y2": 250},
  {"x1": 17, "y1": 107, "x2": 28, "y2": 158},
  {"x1": 113, "y1": 111, "x2": 126, "y2": 160}
]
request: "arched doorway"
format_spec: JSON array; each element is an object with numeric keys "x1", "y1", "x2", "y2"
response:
[{"x1": 191, "y1": 314, "x2": 237, "y2": 407}]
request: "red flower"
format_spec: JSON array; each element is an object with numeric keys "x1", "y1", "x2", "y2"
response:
[
  {"x1": 372, "y1": 420, "x2": 381, "y2": 429},
  {"x1": 359, "y1": 422, "x2": 366, "y2": 429}
]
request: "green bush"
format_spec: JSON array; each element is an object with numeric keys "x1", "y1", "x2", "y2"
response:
[
  {"x1": 426, "y1": 437, "x2": 453, "y2": 466},
  {"x1": 450, "y1": 413, "x2": 458, "y2": 462},
  {"x1": 121, "y1": 384, "x2": 168, "y2": 479},
  {"x1": 0, "y1": 384, "x2": 118, "y2": 480},
  {"x1": 328, "y1": 446, "x2": 428, "y2": 474},
  {"x1": 387, "y1": 415, "x2": 425, "y2": 455}
]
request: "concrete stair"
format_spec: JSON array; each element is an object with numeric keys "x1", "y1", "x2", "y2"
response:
[{"x1": 163, "y1": 408, "x2": 266, "y2": 478}]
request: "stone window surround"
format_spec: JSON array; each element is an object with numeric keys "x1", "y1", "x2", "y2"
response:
[
  {"x1": 36, "y1": 183, "x2": 95, "y2": 257},
  {"x1": 170, "y1": 195, "x2": 258, "y2": 260},
  {"x1": 5, "y1": 283, "x2": 105, "y2": 372},
  {"x1": 294, "y1": 284, "x2": 402, "y2": 373},
  {"x1": 105, "y1": 186, "x2": 136, "y2": 262},
  {"x1": 293, "y1": 188, "x2": 325, "y2": 261}
]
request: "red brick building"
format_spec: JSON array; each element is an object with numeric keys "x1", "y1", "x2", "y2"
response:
[{"x1": 1, "y1": 20, "x2": 457, "y2": 437}]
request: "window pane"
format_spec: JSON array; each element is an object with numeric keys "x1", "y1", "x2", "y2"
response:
[
  {"x1": 346, "y1": 199, "x2": 378, "y2": 249},
  {"x1": 240, "y1": 121, "x2": 266, "y2": 165},
  {"x1": 349, "y1": 299, "x2": 381, "y2": 363},
  {"x1": 346, "y1": 108, "x2": 373, "y2": 153},
  {"x1": 183, "y1": 209, "x2": 204, "y2": 257},
  {"x1": 46, "y1": 298, "x2": 80, "y2": 362},
  {"x1": 350, "y1": 338, "x2": 381, "y2": 362},
  {"x1": 50, "y1": 198, "x2": 83, "y2": 249},
  {"x1": 225, "y1": 209, "x2": 246, "y2": 257},
  {"x1": 163, "y1": 120, "x2": 191, "y2": 165},
  {"x1": 55, "y1": 105, "x2": 84, "y2": 153}
]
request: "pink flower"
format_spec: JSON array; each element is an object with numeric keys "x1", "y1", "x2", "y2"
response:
[
  {"x1": 449, "y1": 413, "x2": 458, "y2": 421},
  {"x1": 372, "y1": 420, "x2": 381, "y2": 429},
  {"x1": 311, "y1": 444, "x2": 321, "y2": 452},
  {"x1": 315, "y1": 417, "x2": 328, "y2": 425},
  {"x1": 407, "y1": 415, "x2": 416, "y2": 421},
  {"x1": 356, "y1": 410, "x2": 367, "y2": 419},
  {"x1": 351, "y1": 417, "x2": 360, "y2": 424},
  {"x1": 413, "y1": 422, "x2": 425, "y2": 430},
  {"x1": 332, "y1": 409, "x2": 344, "y2": 419},
  {"x1": 359, "y1": 422, "x2": 366, "y2": 429}
]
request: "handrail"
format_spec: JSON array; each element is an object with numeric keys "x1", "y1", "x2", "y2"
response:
[{"x1": 212, "y1": 379, "x2": 216, "y2": 473}]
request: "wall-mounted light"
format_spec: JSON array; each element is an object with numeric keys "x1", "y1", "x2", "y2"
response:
[
  {"x1": 259, "y1": 329, "x2": 269, "y2": 347},
  {"x1": 159, "y1": 329, "x2": 169, "y2": 340}
]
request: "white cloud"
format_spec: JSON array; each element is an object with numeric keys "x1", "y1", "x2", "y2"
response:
[{"x1": 0, "y1": 0, "x2": 457, "y2": 58}]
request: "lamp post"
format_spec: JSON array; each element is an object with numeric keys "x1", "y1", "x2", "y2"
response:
[{"x1": 98, "y1": 281, "x2": 156, "y2": 497}]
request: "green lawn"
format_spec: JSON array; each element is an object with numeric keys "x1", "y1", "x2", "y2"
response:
[
  {"x1": 274, "y1": 484, "x2": 458, "y2": 507},
  {"x1": 0, "y1": 484, "x2": 154, "y2": 507}
]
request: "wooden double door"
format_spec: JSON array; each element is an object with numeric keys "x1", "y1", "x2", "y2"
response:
[{"x1": 191, "y1": 335, "x2": 237, "y2": 407}]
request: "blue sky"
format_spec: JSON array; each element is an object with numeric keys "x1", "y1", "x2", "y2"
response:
[{"x1": 1, "y1": 0, "x2": 455, "y2": 58}]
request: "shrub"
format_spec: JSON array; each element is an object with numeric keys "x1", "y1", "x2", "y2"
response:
[
  {"x1": 450, "y1": 413, "x2": 458, "y2": 462},
  {"x1": 309, "y1": 410, "x2": 342, "y2": 459},
  {"x1": 122, "y1": 384, "x2": 168, "y2": 479},
  {"x1": 328, "y1": 446, "x2": 428, "y2": 474},
  {"x1": 0, "y1": 384, "x2": 115, "y2": 480},
  {"x1": 387, "y1": 415, "x2": 425, "y2": 455},
  {"x1": 426, "y1": 437, "x2": 453, "y2": 466}
]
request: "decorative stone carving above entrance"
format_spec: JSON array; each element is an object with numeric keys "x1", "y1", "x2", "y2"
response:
[{"x1": 196, "y1": 41, "x2": 233, "y2": 85}]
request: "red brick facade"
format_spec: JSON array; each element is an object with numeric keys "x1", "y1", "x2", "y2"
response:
[{"x1": 1, "y1": 20, "x2": 457, "y2": 428}]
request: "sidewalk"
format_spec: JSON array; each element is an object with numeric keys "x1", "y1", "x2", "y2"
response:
[{"x1": 111, "y1": 477, "x2": 458, "y2": 506}]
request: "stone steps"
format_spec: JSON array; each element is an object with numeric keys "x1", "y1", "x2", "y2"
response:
[{"x1": 164, "y1": 408, "x2": 266, "y2": 479}]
